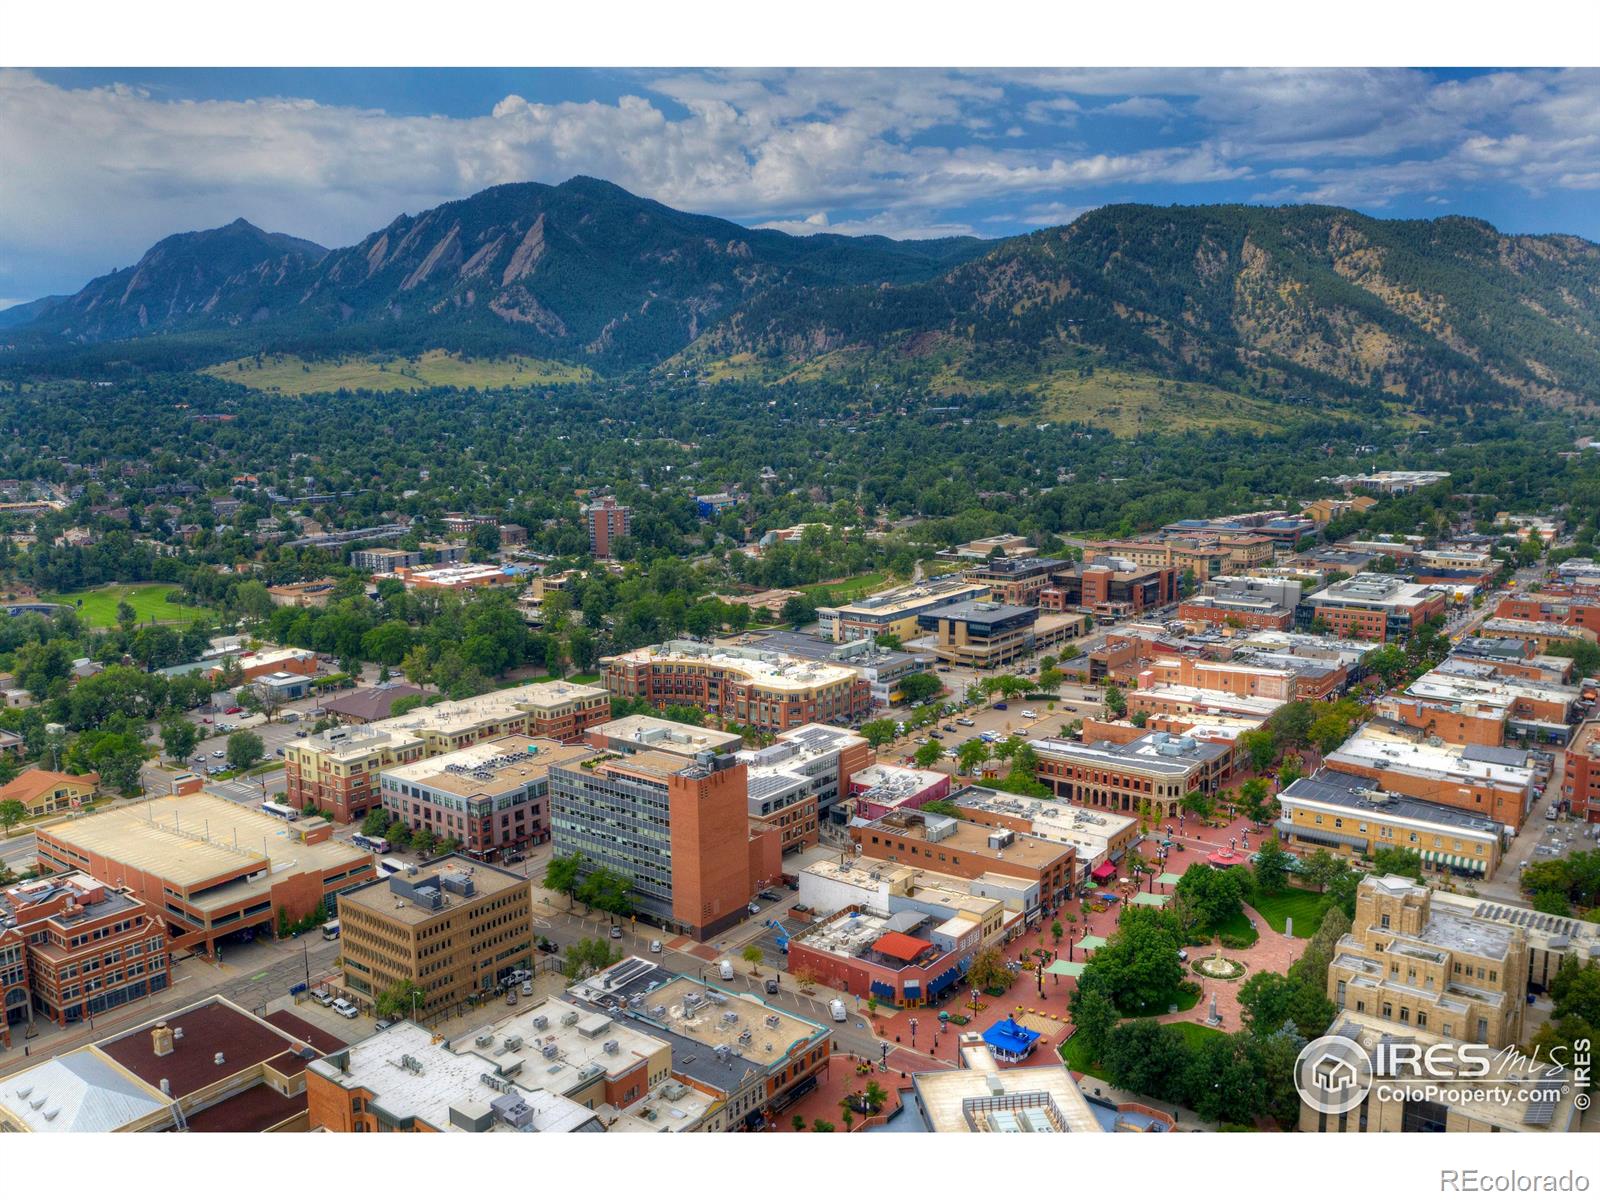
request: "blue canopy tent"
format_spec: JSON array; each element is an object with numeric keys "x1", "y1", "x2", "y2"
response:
[{"x1": 982, "y1": 1017, "x2": 1042, "y2": 1062}]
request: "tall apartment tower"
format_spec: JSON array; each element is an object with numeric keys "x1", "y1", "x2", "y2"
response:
[
  {"x1": 668, "y1": 754, "x2": 753, "y2": 938},
  {"x1": 585, "y1": 497, "x2": 631, "y2": 558}
]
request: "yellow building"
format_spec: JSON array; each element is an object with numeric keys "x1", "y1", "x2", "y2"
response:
[
  {"x1": 1328, "y1": 875, "x2": 1528, "y2": 1051},
  {"x1": 0, "y1": 768, "x2": 99, "y2": 817},
  {"x1": 338, "y1": 855, "x2": 534, "y2": 1017}
]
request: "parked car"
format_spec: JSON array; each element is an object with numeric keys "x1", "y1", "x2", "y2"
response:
[
  {"x1": 610, "y1": 924, "x2": 623, "y2": 938},
  {"x1": 212, "y1": 750, "x2": 226, "y2": 759},
  {"x1": 942, "y1": 723, "x2": 957, "y2": 733},
  {"x1": 956, "y1": 717, "x2": 975, "y2": 727},
  {"x1": 374, "y1": 1018, "x2": 393, "y2": 1031},
  {"x1": 310, "y1": 988, "x2": 334, "y2": 1007},
  {"x1": 506, "y1": 989, "x2": 519, "y2": 1005},
  {"x1": 521, "y1": 981, "x2": 534, "y2": 996},
  {"x1": 649, "y1": 939, "x2": 663, "y2": 954},
  {"x1": 993, "y1": 701, "x2": 1008, "y2": 710},
  {"x1": 225, "y1": 706, "x2": 242, "y2": 715},
  {"x1": 719, "y1": 960, "x2": 735, "y2": 981},
  {"x1": 1020, "y1": 709, "x2": 1038, "y2": 719},
  {"x1": 332, "y1": 998, "x2": 359, "y2": 1019},
  {"x1": 829, "y1": 998, "x2": 848, "y2": 1021},
  {"x1": 765, "y1": 978, "x2": 780, "y2": 995},
  {"x1": 758, "y1": 889, "x2": 781, "y2": 901}
]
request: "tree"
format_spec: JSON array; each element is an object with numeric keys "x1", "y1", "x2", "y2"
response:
[
  {"x1": 811, "y1": 1118, "x2": 836, "y2": 1132},
  {"x1": 1102, "y1": 684, "x2": 1127, "y2": 718},
  {"x1": 563, "y1": 936, "x2": 622, "y2": 980},
  {"x1": 361, "y1": 620, "x2": 414, "y2": 667},
  {"x1": 0, "y1": 799, "x2": 27, "y2": 836},
  {"x1": 1069, "y1": 977, "x2": 1118, "y2": 1064},
  {"x1": 1101, "y1": 1018, "x2": 1189, "y2": 1102},
  {"x1": 360, "y1": 809, "x2": 391, "y2": 838},
  {"x1": 966, "y1": 945, "x2": 1016, "y2": 993},
  {"x1": 863, "y1": 1080, "x2": 888, "y2": 1113},
  {"x1": 1371, "y1": 846, "x2": 1424, "y2": 882},
  {"x1": 1252, "y1": 838, "x2": 1294, "y2": 894},
  {"x1": 899, "y1": 672, "x2": 942, "y2": 705},
  {"x1": 374, "y1": 978, "x2": 426, "y2": 1020},
  {"x1": 957, "y1": 738, "x2": 991, "y2": 776},
  {"x1": 1235, "y1": 729, "x2": 1273, "y2": 774},
  {"x1": 1237, "y1": 777, "x2": 1272, "y2": 825},
  {"x1": 779, "y1": 595, "x2": 817, "y2": 626},
  {"x1": 741, "y1": 944, "x2": 765, "y2": 975},
  {"x1": 1183, "y1": 1031, "x2": 1267, "y2": 1126},
  {"x1": 913, "y1": 740, "x2": 943, "y2": 769},
  {"x1": 1082, "y1": 909, "x2": 1185, "y2": 1014},
  {"x1": 116, "y1": 599, "x2": 137, "y2": 631},
  {"x1": 838, "y1": 1095, "x2": 857, "y2": 1131},
  {"x1": 860, "y1": 718, "x2": 898, "y2": 748},
  {"x1": 543, "y1": 852, "x2": 585, "y2": 909},
  {"x1": 225, "y1": 730, "x2": 264, "y2": 772},
  {"x1": 577, "y1": 864, "x2": 636, "y2": 918},
  {"x1": 1174, "y1": 862, "x2": 1248, "y2": 934},
  {"x1": 567, "y1": 628, "x2": 598, "y2": 673},
  {"x1": 1238, "y1": 971, "x2": 1300, "y2": 1039},
  {"x1": 159, "y1": 715, "x2": 199, "y2": 763}
]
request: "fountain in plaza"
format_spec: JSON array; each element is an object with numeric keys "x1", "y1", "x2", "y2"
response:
[{"x1": 1191, "y1": 938, "x2": 1245, "y2": 981}]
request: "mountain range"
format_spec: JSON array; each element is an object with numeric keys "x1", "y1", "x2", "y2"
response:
[{"x1": 7, "y1": 177, "x2": 1600, "y2": 409}]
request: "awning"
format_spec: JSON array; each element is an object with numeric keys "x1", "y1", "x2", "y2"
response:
[
  {"x1": 1091, "y1": 860, "x2": 1118, "y2": 882},
  {"x1": 1132, "y1": 891, "x2": 1172, "y2": 907},
  {"x1": 1156, "y1": 872, "x2": 1184, "y2": 886},
  {"x1": 982, "y1": 1018, "x2": 1042, "y2": 1059},
  {"x1": 871, "y1": 931, "x2": 933, "y2": 962},
  {"x1": 902, "y1": 980, "x2": 921, "y2": 996},
  {"x1": 1077, "y1": 935, "x2": 1108, "y2": 951},
  {"x1": 1045, "y1": 960, "x2": 1084, "y2": 977}
]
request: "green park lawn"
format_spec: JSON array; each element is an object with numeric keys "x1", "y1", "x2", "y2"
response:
[
  {"x1": 1117, "y1": 979, "x2": 1202, "y2": 1018},
  {"x1": 1167, "y1": 1020, "x2": 1232, "y2": 1055},
  {"x1": 1251, "y1": 887, "x2": 1335, "y2": 938},
  {"x1": 796, "y1": 571, "x2": 892, "y2": 601},
  {"x1": 1059, "y1": 1033, "x2": 1098, "y2": 1075},
  {"x1": 42, "y1": 582, "x2": 214, "y2": 627}
]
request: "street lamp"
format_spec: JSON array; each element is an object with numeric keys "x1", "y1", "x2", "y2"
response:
[{"x1": 909, "y1": 1016, "x2": 918, "y2": 1047}]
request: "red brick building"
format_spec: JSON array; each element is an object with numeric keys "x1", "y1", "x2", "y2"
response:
[
  {"x1": 1562, "y1": 719, "x2": 1600, "y2": 822},
  {"x1": 584, "y1": 496, "x2": 631, "y2": 558},
  {"x1": 1495, "y1": 592, "x2": 1600, "y2": 638},
  {"x1": 0, "y1": 871, "x2": 169, "y2": 1029}
]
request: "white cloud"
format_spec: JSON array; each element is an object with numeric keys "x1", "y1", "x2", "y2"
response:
[
  {"x1": 1100, "y1": 96, "x2": 1179, "y2": 120},
  {"x1": 1, "y1": 66, "x2": 1596, "y2": 298},
  {"x1": 755, "y1": 209, "x2": 980, "y2": 240}
]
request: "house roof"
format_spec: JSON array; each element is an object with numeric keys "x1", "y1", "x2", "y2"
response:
[
  {"x1": 321, "y1": 684, "x2": 427, "y2": 723},
  {"x1": 0, "y1": 768, "x2": 98, "y2": 805}
]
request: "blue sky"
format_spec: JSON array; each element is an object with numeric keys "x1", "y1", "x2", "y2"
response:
[{"x1": 2, "y1": 67, "x2": 1597, "y2": 305}]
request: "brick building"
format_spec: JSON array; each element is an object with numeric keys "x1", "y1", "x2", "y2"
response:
[
  {"x1": 1324, "y1": 724, "x2": 1535, "y2": 831},
  {"x1": 583, "y1": 496, "x2": 631, "y2": 558},
  {"x1": 1299, "y1": 574, "x2": 1448, "y2": 642},
  {"x1": 1028, "y1": 730, "x2": 1235, "y2": 819},
  {"x1": 380, "y1": 735, "x2": 593, "y2": 861},
  {"x1": 602, "y1": 640, "x2": 871, "y2": 733},
  {"x1": 0, "y1": 871, "x2": 169, "y2": 1030},
  {"x1": 0, "y1": 996, "x2": 345, "y2": 1132},
  {"x1": 35, "y1": 794, "x2": 375, "y2": 958},
  {"x1": 550, "y1": 750, "x2": 782, "y2": 940},
  {"x1": 338, "y1": 856, "x2": 534, "y2": 1018},
  {"x1": 856, "y1": 809, "x2": 1076, "y2": 919},
  {"x1": 285, "y1": 680, "x2": 609, "y2": 823}
]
